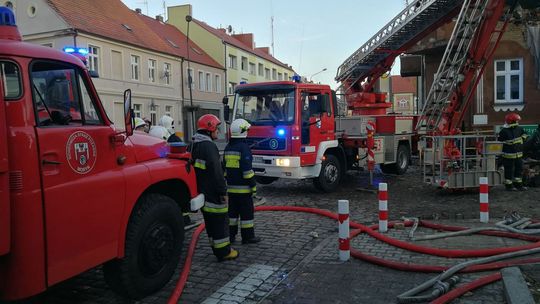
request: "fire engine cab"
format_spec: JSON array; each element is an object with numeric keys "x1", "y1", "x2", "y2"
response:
[
  {"x1": 225, "y1": 78, "x2": 414, "y2": 192},
  {"x1": 0, "y1": 7, "x2": 203, "y2": 300}
]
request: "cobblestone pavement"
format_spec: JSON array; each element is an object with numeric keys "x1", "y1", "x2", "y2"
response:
[{"x1": 9, "y1": 166, "x2": 540, "y2": 304}]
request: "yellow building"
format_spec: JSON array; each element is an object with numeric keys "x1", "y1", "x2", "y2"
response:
[{"x1": 167, "y1": 4, "x2": 295, "y2": 95}]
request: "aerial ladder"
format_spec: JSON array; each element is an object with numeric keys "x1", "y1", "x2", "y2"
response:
[{"x1": 336, "y1": 0, "x2": 531, "y2": 188}]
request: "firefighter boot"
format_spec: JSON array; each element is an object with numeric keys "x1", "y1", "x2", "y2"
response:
[
  {"x1": 242, "y1": 237, "x2": 261, "y2": 244},
  {"x1": 505, "y1": 183, "x2": 517, "y2": 191},
  {"x1": 218, "y1": 248, "x2": 239, "y2": 262}
]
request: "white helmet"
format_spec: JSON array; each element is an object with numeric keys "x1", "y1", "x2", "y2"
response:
[
  {"x1": 159, "y1": 115, "x2": 175, "y2": 135},
  {"x1": 134, "y1": 117, "x2": 146, "y2": 129},
  {"x1": 230, "y1": 118, "x2": 251, "y2": 138}
]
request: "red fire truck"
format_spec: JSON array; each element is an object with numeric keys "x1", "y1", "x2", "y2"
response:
[
  {"x1": 225, "y1": 80, "x2": 415, "y2": 192},
  {"x1": 0, "y1": 7, "x2": 203, "y2": 300}
]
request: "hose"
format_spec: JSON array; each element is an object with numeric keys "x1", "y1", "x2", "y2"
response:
[
  {"x1": 496, "y1": 222, "x2": 540, "y2": 235},
  {"x1": 411, "y1": 227, "x2": 508, "y2": 241},
  {"x1": 420, "y1": 220, "x2": 540, "y2": 242},
  {"x1": 429, "y1": 272, "x2": 502, "y2": 304}
]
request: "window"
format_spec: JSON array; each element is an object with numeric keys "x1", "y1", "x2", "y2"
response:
[
  {"x1": 265, "y1": 68, "x2": 270, "y2": 80},
  {"x1": 148, "y1": 59, "x2": 156, "y2": 83},
  {"x1": 278, "y1": 73, "x2": 283, "y2": 81},
  {"x1": 130, "y1": 55, "x2": 140, "y2": 80},
  {"x1": 198, "y1": 71, "x2": 205, "y2": 91},
  {"x1": 272, "y1": 68, "x2": 277, "y2": 80},
  {"x1": 494, "y1": 59, "x2": 523, "y2": 104},
  {"x1": 31, "y1": 61, "x2": 103, "y2": 126},
  {"x1": 41, "y1": 43, "x2": 53, "y2": 48},
  {"x1": 187, "y1": 68, "x2": 194, "y2": 89},
  {"x1": 87, "y1": 45, "x2": 100, "y2": 74},
  {"x1": 228, "y1": 82, "x2": 237, "y2": 95},
  {"x1": 233, "y1": 89, "x2": 296, "y2": 126},
  {"x1": 258, "y1": 63, "x2": 264, "y2": 76},
  {"x1": 149, "y1": 106, "x2": 157, "y2": 125},
  {"x1": 228, "y1": 55, "x2": 237, "y2": 69},
  {"x1": 284, "y1": 72, "x2": 289, "y2": 81},
  {"x1": 249, "y1": 62, "x2": 256, "y2": 75},
  {"x1": 133, "y1": 104, "x2": 142, "y2": 118},
  {"x1": 241, "y1": 56, "x2": 248, "y2": 71},
  {"x1": 111, "y1": 50, "x2": 123, "y2": 80},
  {"x1": 163, "y1": 63, "x2": 171, "y2": 85},
  {"x1": 1, "y1": 61, "x2": 22, "y2": 99},
  {"x1": 205, "y1": 72, "x2": 212, "y2": 92},
  {"x1": 165, "y1": 105, "x2": 172, "y2": 117},
  {"x1": 215, "y1": 74, "x2": 221, "y2": 94}
]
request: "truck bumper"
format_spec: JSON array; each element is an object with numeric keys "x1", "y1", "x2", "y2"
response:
[
  {"x1": 252, "y1": 156, "x2": 321, "y2": 179},
  {"x1": 190, "y1": 193, "x2": 204, "y2": 211}
]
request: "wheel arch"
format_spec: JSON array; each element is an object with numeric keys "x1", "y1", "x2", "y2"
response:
[{"x1": 325, "y1": 146, "x2": 347, "y2": 173}]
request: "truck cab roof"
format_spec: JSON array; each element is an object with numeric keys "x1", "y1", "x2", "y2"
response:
[
  {"x1": 0, "y1": 39, "x2": 85, "y2": 68},
  {"x1": 235, "y1": 81, "x2": 332, "y2": 92}
]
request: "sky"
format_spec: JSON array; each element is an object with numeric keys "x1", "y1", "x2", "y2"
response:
[{"x1": 121, "y1": 0, "x2": 408, "y2": 89}]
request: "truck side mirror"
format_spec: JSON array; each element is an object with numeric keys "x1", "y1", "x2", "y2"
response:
[
  {"x1": 124, "y1": 89, "x2": 134, "y2": 136},
  {"x1": 222, "y1": 96, "x2": 230, "y2": 123}
]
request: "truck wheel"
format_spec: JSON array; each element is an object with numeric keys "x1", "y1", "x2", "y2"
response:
[
  {"x1": 104, "y1": 193, "x2": 184, "y2": 299},
  {"x1": 314, "y1": 154, "x2": 341, "y2": 192},
  {"x1": 256, "y1": 176, "x2": 279, "y2": 185},
  {"x1": 381, "y1": 144, "x2": 410, "y2": 175}
]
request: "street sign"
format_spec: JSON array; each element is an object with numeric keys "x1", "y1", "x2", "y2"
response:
[{"x1": 495, "y1": 124, "x2": 538, "y2": 136}]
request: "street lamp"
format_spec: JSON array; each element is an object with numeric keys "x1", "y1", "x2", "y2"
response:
[
  {"x1": 309, "y1": 68, "x2": 327, "y2": 82},
  {"x1": 185, "y1": 15, "x2": 195, "y2": 137}
]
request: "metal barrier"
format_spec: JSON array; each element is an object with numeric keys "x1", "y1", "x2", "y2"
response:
[{"x1": 421, "y1": 134, "x2": 503, "y2": 189}]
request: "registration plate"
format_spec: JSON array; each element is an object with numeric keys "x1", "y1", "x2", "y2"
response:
[{"x1": 253, "y1": 156, "x2": 264, "y2": 163}]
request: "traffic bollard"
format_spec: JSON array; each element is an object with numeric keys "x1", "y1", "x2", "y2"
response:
[
  {"x1": 480, "y1": 177, "x2": 489, "y2": 223},
  {"x1": 378, "y1": 183, "x2": 388, "y2": 233},
  {"x1": 338, "y1": 199, "x2": 350, "y2": 261}
]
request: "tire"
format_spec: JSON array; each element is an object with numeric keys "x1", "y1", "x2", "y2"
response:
[
  {"x1": 256, "y1": 176, "x2": 279, "y2": 185},
  {"x1": 104, "y1": 193, "x2": 184, "y2": 299},
  {"x1": 381, "y1": 144, "x2": 410, "y2": 175},
  {"x1": 314, "y1": 154, "x2": 342, "y2": 192}
]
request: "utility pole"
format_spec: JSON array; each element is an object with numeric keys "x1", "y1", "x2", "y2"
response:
[
  {"x1": 185, "y1": 15, "x2": 195, "y2": 137},
  {"x1": 270, "y1": 0, "x2": 274, "y2": 56}
]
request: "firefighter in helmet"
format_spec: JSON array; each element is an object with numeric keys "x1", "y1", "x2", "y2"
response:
[
  {"x1": 498, "y1": 113, "x2": 528, "y2": 191},
  {"x1": 191, "y1": 114, "x2": 239, "y2": 261},
  {"x1": 224, "y1": 119, "x2": 261, "y2": 244}
]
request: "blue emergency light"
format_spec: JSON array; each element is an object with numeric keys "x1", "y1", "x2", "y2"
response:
[
  {"x1": 291, "y1": 75, "x2": 302, "y2": 83},
  {"x1": 277, "y1": 128, "x2": 285, "y2": 137},
  {"x1": 240, "y1": 81, "x2": 248, "y2": 84},
  {"x1": 63, "y1": 47, "x2": 89, "y2": 56},
  {"x1": 0, "y1": 7, "x2": 16, "y2": 26}
]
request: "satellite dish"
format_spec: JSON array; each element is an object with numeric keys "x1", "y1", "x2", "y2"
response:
[{"x1": 227, "y1": 25, "x2": 232, "y2": 33}]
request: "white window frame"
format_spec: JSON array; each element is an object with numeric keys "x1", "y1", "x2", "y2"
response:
[
  {"x1": 198, "y1": 70, "x2": 205, "y2": 91},
  {"x1": 494, "y1": 58, "x2": 523, "y2": 104},
  {"x1": 277, "y1": 72, "x2": 283, "y2": 81},
  {"x1": 272, "y1": 68, "x2": 277, "y2": 80},
  {"x1": 148, "y1": 59, "x2": 156, "y2": 83},
  {"x1": 133, "y1": 103, "x2": 142, "y2": 118},
  {"x1": 163, "y1": 62, "x2": 171, "y2": 85},
  {"x1": 88, "y1": 44, "x2": 100, "y2": 74},
  {"x1": 241, "y1": 56, "x2": 248, "y2": 72},
  {"x1": 130, "y1": 55, "x2": 140, "y2": 81},
  {"x1": 215, "y1": 74, "x2": 221, "y2": 94},
  {"x1": 284, "y1": 72, "x2": 289, "y2": 81},
  {"x1": 249, "y1": 62, "x2": 256, "y2": 75},
  {"x1": 165, "y1": 105, "x2": 172, "y2": 117},
  {"x1": 150, "y1": 105, "x2": 158, "y2": 125},
  {"x1": 265, "y1": 68, "x2": 270, "y2": 80},
  {"x1": 228, "y1": 82, "x2": 237, "y2": 95},
  {"x1": 258, "y1": 63, "x2": 264, "y2": 76},
  {"x1": 228, "y1": 55, "x2": 237, "y2": 69},
  {"x1": 205, "y1": 72, "x2": 212, "y2": 92}
]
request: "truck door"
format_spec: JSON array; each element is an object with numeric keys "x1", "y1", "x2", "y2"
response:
[
  {"x1": 0, "y1": 63, "x2": 10, "y2": 255},
  {"x1": 300, "y1": 90, "x2": 334, "y2": 164},
  {"x1": 30, "y1": 60, "x2": 126, "y2": 285}
]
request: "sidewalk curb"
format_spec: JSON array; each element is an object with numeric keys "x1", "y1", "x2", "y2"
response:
[{"x1": 501, "y1": 267, "x2": 535, "y2": 304}]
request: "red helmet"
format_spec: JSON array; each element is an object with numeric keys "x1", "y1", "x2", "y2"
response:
[
  {"x1": 504, "y1": 113, "x2": 521, "y2": 124},
  {"x1": 197, "y1": 114, "x2": 221, "y2": 132}
]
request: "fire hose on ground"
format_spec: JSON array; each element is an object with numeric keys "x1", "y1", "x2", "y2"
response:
[{"x1": 167, "y1": 205, "x2": 540, "y2": 304}]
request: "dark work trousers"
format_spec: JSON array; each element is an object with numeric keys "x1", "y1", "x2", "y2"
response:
[
  {"x1": 228, "y1": 193, "x2": 255, "y2": 240},
  {"x1": 503, "y1": 157, "x2": 524, "y2": 186},
  {"x1": 202, "y1": 205, "x2": 231, "y2": 259}
]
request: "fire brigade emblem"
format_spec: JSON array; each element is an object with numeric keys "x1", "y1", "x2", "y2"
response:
[
  {"x1": 269, "y1": 139, "x2": 279, "y2": 150},
  {"x1": 66, "y1": 131, "x2": 97, "y2": 174}
]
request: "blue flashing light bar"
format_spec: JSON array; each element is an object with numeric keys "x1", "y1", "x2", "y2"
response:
[
  {"x1": 277, "y1": 128, "x2": 285, "y2": 137},
  {"x1": 63, "y1": 46, "x2": 88, "y2": 56},
  {"x1": 239, "y1": 81, "x2": 247, "y2": 84},
  {"x1": 0, "y1": 7, "x2": 16, "y2": 26},
  {"x1": 291, "y1": 75, "x2": 302, "y2": 83}
]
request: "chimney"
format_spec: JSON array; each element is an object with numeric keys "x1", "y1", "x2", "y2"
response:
[
  {"x1": 156, "y1": 15, "x2": 163, "y2": 22},
  {"x1": 256, "y1": 47, "x2": 270, "y2": 55},
  {"x1": 135, "y1": 8, "x2": 142, "y2": 14},
  {"x1": 231, "y1": 33, "x2": 255, "y2": 49}
]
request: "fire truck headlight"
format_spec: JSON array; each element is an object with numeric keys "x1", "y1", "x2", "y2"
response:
[{"x1": 276, "y1": 158, "x2": 290, "y2": 167}]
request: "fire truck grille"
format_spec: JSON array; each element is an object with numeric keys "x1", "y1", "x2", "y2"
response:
[{"x1": 246, "y1": 137, "x2": 286, "y2": 151}]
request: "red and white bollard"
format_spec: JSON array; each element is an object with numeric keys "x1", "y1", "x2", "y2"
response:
[
  {"x1": 378, "y1": 183, "x2": 388, "y2": 233},
  {"x1": 338, "y1": 199, "x2": 350, "y2": 261},
  {"x1": 479, "y1": 177, "x2": 489, "y2": 223}
]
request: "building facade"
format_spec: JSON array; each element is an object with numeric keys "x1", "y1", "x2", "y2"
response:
[
  {"x1": 167, "y1": 4, "x2": 295, "y2": 97},
  {"x1": 8, "y1": 0, "x2": 225, "y2": 140}
]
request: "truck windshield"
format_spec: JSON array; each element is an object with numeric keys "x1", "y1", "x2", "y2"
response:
[{"x1": 234, "y1": 89, "x2": 295, "y2": 125}]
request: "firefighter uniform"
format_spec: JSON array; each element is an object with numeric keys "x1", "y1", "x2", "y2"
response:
[
  {"x1": 224, "y1": 119, "x2": 260, "y2": 244},
  {"x1": 192, "y1": 114, "x2": 238, "y2": 261},
  {"x1": 498, "y1": 115, "x2": 528, "y2": 190}
]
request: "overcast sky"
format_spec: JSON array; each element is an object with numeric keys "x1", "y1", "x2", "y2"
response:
[{"x1": 121, "y1": 0, "x2": 407, "y2": 88}]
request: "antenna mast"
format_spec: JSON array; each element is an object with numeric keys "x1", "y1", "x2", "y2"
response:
[{"x1": 270, "y1": 0, "x2": 274, "y2": 56}]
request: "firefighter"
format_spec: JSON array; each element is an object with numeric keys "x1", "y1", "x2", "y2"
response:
[
  {"x1": 498, "y1": 113, "x2": 528, "y2": 191},
  {"x1": 149, "y1": 115, "x2": 182, "y2": 142},
  {"x1": 134, "y1": 117, "x2": 147, "y2": 132},
  {"x1": 191, "y1": 114, "x2": 239, "y2": 261},
  {"x1": 224, "y1": 119, "x2": 261, "y2": 244}
]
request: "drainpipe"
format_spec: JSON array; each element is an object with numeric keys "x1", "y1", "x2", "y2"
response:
[{"x1": 72, "y1": 28, "x2": 78, "y2": 47}]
